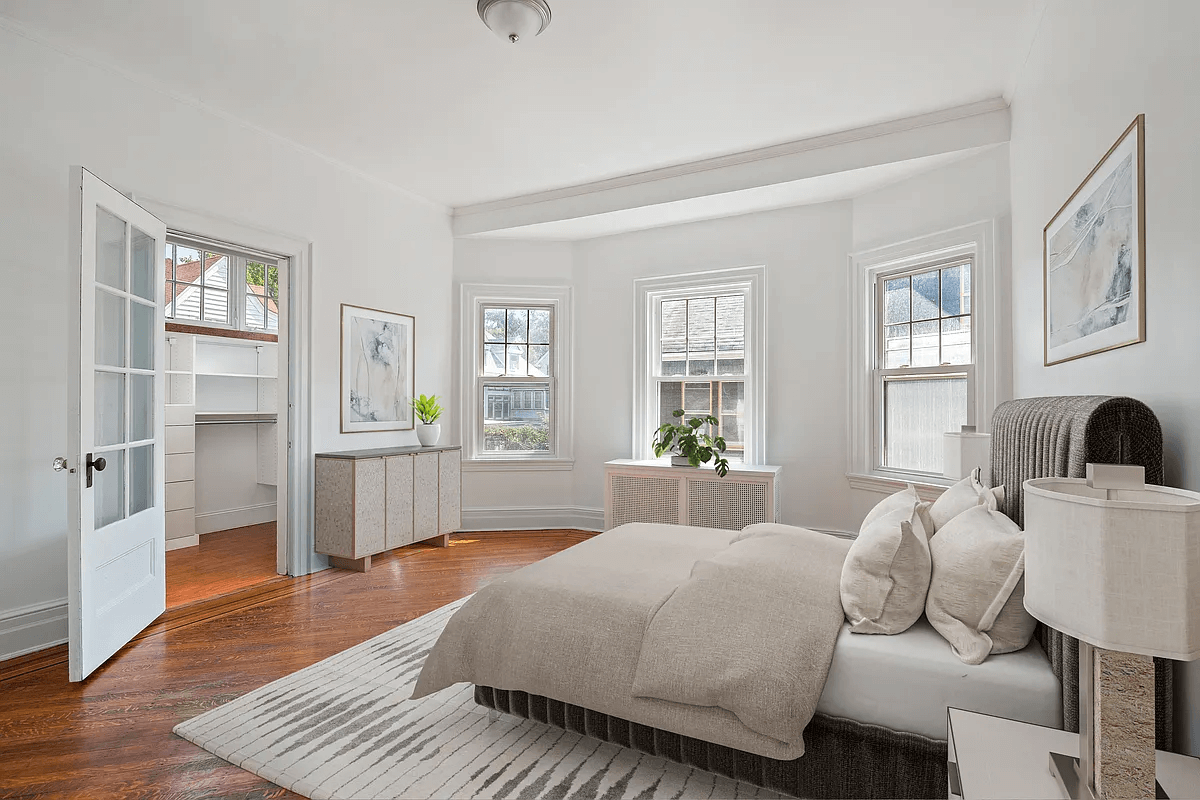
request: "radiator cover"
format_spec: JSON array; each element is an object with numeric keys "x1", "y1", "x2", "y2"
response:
[{"x1": 604, "y1": 459, "x2": 781, "y2": 530}]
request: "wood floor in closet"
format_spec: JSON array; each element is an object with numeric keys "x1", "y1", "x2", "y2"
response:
[
  {"x1": 167, "y1": 522, "x2": 282, "y2": 608},
  {"x1": 0, "y1": 530, "x2": 594, "y2": 800}
]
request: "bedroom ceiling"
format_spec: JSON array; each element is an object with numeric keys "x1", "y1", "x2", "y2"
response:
[{"x1": 0, "y1": 1, "x2": 1043, "y2": 211}]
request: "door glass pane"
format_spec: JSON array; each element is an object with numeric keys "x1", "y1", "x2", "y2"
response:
[
  {"x1": 130, "y1": 226, "x2": 156, "y2": 301},
  {"x1": 95, "y1": 207, "x2": 126, "y2": 291},
  {"x1": 95, "y1": 289, "x2": 126, "y2": 367},
  {"x1": 883, "y1": 377, "x2": 968, "y2": 473},
  {"x1": 95, "y1": 372, "x2": 126, "y2": 446},
  {"x1": 528, "y1": 344, "x2": 550, "y2": 377},
  {"x1": 202, "y1": 288, "x2": 228, "y2": 324},
  {"x1": 528, "y1": 309, "x2": 550, "y2": 344},
  {"x1": 130, "y1": 301, "x2": 154, "y2": 370},
  {"x1": 94, "y1": 449, "x2": 126, "y2": 530},
  {"x1": 129, "y1": 445, "x2": 153, "y2": 516},
  {"x1": 506, "y1": 309, "x2": 528, "y2": 343},
  {"x1": 130, "y1": 373, "x2": 153, "y2": 442}
]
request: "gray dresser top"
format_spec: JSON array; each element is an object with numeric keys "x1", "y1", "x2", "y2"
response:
[{"x1": 316, "y1": 444, "x2": 462, "y2": 460}]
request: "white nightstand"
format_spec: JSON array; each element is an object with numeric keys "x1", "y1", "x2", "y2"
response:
[{"x1": 947, "y1": 707, "x2": 1200, "y2": 799}]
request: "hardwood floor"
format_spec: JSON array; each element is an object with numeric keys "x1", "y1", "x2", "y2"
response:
[
  {"x1": 166, "y1": 522, "x2": 282, "y2": 609},
  {"x1": 0, "y1": 530, "x2": 593, "y2": 800}
]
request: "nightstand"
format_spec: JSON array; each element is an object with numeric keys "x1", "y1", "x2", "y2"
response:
[{"x1": 947, "y1": 707, "x2": 1200, "y2": 799}]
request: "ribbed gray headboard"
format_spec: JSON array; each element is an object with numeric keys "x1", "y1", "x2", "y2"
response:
[{"x1": 989, "y1": 395, "x2": 1171, "y2": 750}]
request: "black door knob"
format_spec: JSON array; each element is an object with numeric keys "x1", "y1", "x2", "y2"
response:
[{"x1": 86, "y1": 452, "x2": 107, "y2": 488}]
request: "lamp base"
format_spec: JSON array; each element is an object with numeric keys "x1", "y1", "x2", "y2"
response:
[{"x1": 1049, "y1": 751, "x2": 1167, "y2": 799}]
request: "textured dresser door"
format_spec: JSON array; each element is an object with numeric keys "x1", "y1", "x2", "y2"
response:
[
  {"x1": 353, "y1": 458, "x2": 386, "y2": 557},
  {"x1": 385, "y1": 454, "x2": 415, "y2": 549},
  {"x1": 438, "y1": 449, "x2": 461, "y2": 534},
  {"x1": 413, "y1": 452, "x2": 439, "y2": 541},
  {"x1": 314, "y1": 457, "x2": 354, "y2": 558}
]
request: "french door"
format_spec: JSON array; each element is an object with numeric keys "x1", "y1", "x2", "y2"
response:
[{"x1": 65, "y1": 167, "x2": 168, "y2": 681}]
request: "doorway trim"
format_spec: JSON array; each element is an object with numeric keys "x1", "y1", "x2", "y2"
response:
[{"x1": 130, "y1": 194, "x2": 320, "y2": 577}]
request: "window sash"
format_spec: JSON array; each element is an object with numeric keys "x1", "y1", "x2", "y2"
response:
[
  {"x1": 479, "y1": 304, "x2": 555, "y2": 378},
  {"x1": 477, "y1": 377, "x2": 556, "y2": 457},
  {"x1": 164, "y1": 235, "x2": 280, "y2": 333},
  {"x1": 650, "y1": 287, "x2": 751, "y2": 380}
]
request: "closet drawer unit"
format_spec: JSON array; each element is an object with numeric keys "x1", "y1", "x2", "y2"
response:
[
  {"x1": 385, "y1": 455, "x2": 415, "y2": 549},
  {"x1": 165, "y1": 424, "x2": 196, "y2": 455},
  {"x1": 165, "y1": 481, "x2": 196, "y2": 513},
  {"x1": 413, "y1": 452, "x2": 440, "y2": 542},
  {"x1": 166, "y1": 452, "x2": 195, "y2": 483},
  {"x1": 165, "y1": 404, "x2": 195, "y2": 426},
  {"x1": 166, "y1": 508, "x2": 196, "y2": 541},
  {"x1": 439, "y1": 448, "x2": 461, "y2": 535}
]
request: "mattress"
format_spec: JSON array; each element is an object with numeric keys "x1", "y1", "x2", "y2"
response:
[{"x1": 815, "y1": 616, "x2": 1063, "y2": 740}]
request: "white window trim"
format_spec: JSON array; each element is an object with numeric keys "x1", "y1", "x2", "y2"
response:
[
  {"x1": 459, "y1": 283, "x2": 573, "y2": 471},
  {"x1": 634, "y1": 266, "x2": 767, "y2": 464},
  {"x1": 847, "y1": 220, "x2": 1004, "y2": 494}
]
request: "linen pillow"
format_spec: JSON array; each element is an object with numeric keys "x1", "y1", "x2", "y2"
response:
[
  {"x1": 928, "y1": 467, "x2": 1003, "y2": 532},
  {"x1": 861, "y1": 484, "x2": 934, "y2": 534},
  {"x1": 925, "y1": 504, "x2": 1038, "y2": 664},
  {"x1": 841, "y1": 502, "x2": 931, "y2": 635}
]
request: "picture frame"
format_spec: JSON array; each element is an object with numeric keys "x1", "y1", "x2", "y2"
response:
[
  {"x1": 1043, "y1": 114, "x2": 1146, "y2": 366},
  {"x1": 340, "y1": 303, "x2": 416, "y2": 433}
]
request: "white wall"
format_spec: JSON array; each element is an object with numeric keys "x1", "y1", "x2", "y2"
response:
[
  {"x1": 1007, "y1": 0, "x2": 1200, "y2": 755},
  {"x1": 452, "y1": 239, "x2": 580, "y2": 525},
  {"x1": 0, "y1": 28, "x2": 453, "y2": 659},
  {"x1": 849, "y1": 145, "x2": 1013, "y2": 522},
  {"x1": 573, "y1": 203, "x2": 857, "y2": 532}
]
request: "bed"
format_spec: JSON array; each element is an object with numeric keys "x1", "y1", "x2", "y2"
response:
[{"x1": 413, "y1": 396, "x2": 1171, "y2": 799}]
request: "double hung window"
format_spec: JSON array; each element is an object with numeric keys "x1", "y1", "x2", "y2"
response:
[{"x1": 164, "y1": 237, "x2": 279, "y2": 333}]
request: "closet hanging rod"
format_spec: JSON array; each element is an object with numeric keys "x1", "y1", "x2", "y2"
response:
[{"x1": 195, "y1": 419, "x2": 277, "y2": 426}]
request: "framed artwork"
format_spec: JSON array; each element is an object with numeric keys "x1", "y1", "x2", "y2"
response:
[
  {"x1": 1043, "y1": 114, "x2": 1146, "y2": 366},
  {"x1": 340, "y1": 304, "x2": 416, "y2": 433}
]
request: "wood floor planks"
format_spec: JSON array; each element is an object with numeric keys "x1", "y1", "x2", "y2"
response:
[
  {"x1": 166, "y1": 522, "x2": 283, "y2": 609},
  {"x1": 0, "y1": 530, "x2": 594, "y2": 800}
]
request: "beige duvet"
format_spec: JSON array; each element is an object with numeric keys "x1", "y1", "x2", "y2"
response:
[{"x1": 411, "y1": 522, "x2": 851, "y2": 760}]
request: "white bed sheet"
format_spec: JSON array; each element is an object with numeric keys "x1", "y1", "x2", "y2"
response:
[{"x1": 814, "y1": 616, "x2": 1062, "y2": 741}]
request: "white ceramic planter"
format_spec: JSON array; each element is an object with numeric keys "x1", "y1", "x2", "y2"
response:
[
  {"x1": 416, "y1": 423, "x2": 441, "y2": 447},
  {"x1": 670, "y1": 456, "x2": 697, "y2": 467}
]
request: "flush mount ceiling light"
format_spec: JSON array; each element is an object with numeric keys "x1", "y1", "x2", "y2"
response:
[{"x1": 477, "y1": 0, "x2": 552, "y2": 44}]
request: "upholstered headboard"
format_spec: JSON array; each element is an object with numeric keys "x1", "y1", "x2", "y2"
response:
[{"x1": 989, "y1": 395, "x2": 1171, "y2": 750}]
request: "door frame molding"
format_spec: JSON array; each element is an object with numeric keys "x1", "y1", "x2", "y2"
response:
[{"x1": 129, "y1": 194, "x2": 321, "y2": 577}]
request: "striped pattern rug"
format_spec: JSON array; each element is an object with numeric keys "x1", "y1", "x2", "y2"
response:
[{"x1": 174, "y1": 598, "x2": 783, "y2": 799}]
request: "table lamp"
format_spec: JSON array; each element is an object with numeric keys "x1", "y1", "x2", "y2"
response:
[{"x1": 1023, "y1": 465, "x2": 1200, "y2": 799}]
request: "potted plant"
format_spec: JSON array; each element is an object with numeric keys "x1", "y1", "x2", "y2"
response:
[
  {"x1": 652, "y1": 410, "x2": 730, "y2": 477},
  {"x1": 411, "y1": 394, "x2": 444, "y2": 447}
]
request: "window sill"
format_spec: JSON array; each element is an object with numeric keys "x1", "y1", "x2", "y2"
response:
[
  {"x1": 846, "y1": 472, "x2": 951, "y2": 502},
  {"x1": 462, "y1": 458, "x2": 575, "y2": 473}
]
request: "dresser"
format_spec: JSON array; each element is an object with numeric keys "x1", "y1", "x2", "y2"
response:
[{"x1": 314, "y1": 445, "x2": 461, "y2": 572}]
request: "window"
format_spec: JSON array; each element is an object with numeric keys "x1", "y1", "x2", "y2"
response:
[
  {"x1": 876, "y1": 260, "x2": 973, "y2": 475},
  {"x1": 635, "y1": 267, "x2": 767, "y2": 464},
  {"x1": 461, "y1": 285, "x2": 573, "y2": 468},
  {"x1": 848, "y1": 221, "x2": 1000, "y2": 490},
  {"x1": 164, "y1": 237, "x2": 279, "y2": 333}
]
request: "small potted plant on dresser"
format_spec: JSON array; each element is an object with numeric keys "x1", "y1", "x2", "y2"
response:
[
  {"x1": 652, "y1": 409, "x2": 730, "y2": 477},
  {"x1": 411, "y1": 394, "x2": 443, "y2": 447}
]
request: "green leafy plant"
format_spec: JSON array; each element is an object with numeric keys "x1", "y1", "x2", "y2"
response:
[
  {"x1": 652, "y1": 410, "x2": 730, "y2": 477},
  {"x1": 410, "y1": 394, "x2": 443, "y2": 424}
]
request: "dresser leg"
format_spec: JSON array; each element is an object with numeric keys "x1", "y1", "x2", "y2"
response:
[
  {"x1": 328, "y1": 554, "x2": 372, "y2": 572},
  {"x1": 433, "y1": 534, "x2": 450, "y2": 548}
]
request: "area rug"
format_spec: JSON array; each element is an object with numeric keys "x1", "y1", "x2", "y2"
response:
[{"x1": 173, "y1": 597, "x2": 782, "y2": 799}]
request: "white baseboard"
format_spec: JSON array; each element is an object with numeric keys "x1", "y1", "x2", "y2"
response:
[
  {"x1": 195, "y1": 502, "x2": 277, "y2": 535},
  {"x1": 166, "y1": 534, "x2": 200, "y2": 551},
  {"x1": 461, "y1": 506, "x2": 605, "y2": 533},
  {"x1": 0, "y1": 598, "x2": 68, "y2": 662}
]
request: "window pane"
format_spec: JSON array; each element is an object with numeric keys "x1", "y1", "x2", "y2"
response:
[
  {"x1": 171, "y1": 246, "x2": 203, "y2": 320},
  {"x1": 528, "y1": 309, "x2": 550, "y2": 344},
  {"x1": 484, "y1": 308, "x2": 506, "y2": 342},
  {"x1": 204, "y1": 253, "x2": 229, "y2": 288},
  {"x1": 942, "y1": 316, "x2": 972, "y2": 365},
  {"x1": 659, "y1": 381, "x2": 683, "y2": 429},
  {"x1": 483, "y1": 381, "x2": 551, "y2": 452},
  {"x1": 911, "y1": 320, "x2": 940, "y2": 367},
  {"x1": 885, "y1": 277, "x2": 910, "y2": 325},
  {"x1": 941, "y1": 264, "x2": 970, "y2": 316},
  {"x1": 506, "y1": 344, "x2": 528, "y2": 376},
  {"x1": 268, "y1": 266, "x2": 279, "y2": 299},
  {"x1": 529, "y1": 344, "x2": 550, "y2": 377},
  {"x1": 684, "y1": 382, "x2": 712, "y2": 415},
  {"x1": 715, "y1": 295, "x2": 745, "y2": 376},
  {"x1": 660, "y1": 299, "x2": 687, "y2": 377},
  {"x1": 883, "y1": 377, "x2": 968, "y2": 474},
  {"x1": 506, "y1": 309, "x2": 528, "y2": 343},
  {"x1": 202, "y1": 288, "x2": 228, "y2": 324},
  {"x1": 911, "y1": 270, "x2": 939, "y2": 321},
  {"x1": 884, "y1": 324, "x2": 910, "y2": 369},
  {"x1": 687, "y1": 296, "x2": 716, "y2": 376},
  {"x1": 246, "y1": 291, "x2": 268, "y2": 330},
  {"x1": 719, "y1": 380, "x2": 745, "y2": 463},
  {"x1": 483, "y1": 343, "x2": 505, "y2": 376}
]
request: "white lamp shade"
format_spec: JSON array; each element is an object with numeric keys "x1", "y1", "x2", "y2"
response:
[
  {"x1": 479, "y1": 0, "x2": 550, "y2": 43},
  {"x1": 943, "y1": 428, "x2": 991, "y2": 481},
  {"x1": 1023, "y1": 477, "x2": 1200, "y2": 660}
]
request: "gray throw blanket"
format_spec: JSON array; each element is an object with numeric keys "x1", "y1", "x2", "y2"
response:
[{"x1": 413, "y1": 522, "x2": 851, "y2": 759}]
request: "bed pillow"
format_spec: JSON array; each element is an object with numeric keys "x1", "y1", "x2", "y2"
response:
[
  {"x1": 841, "y1": 502, "x2": 931, "y2": 635},
  {"x1": 860, "y1": 484, "x2": 934, "y2": 534},
  {"x1": 928, "y1": 468, "x2": 1003, "y2": 532},
  {"x1": 925, "y1": 504, "x2": 1038, "y2": 664}
]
